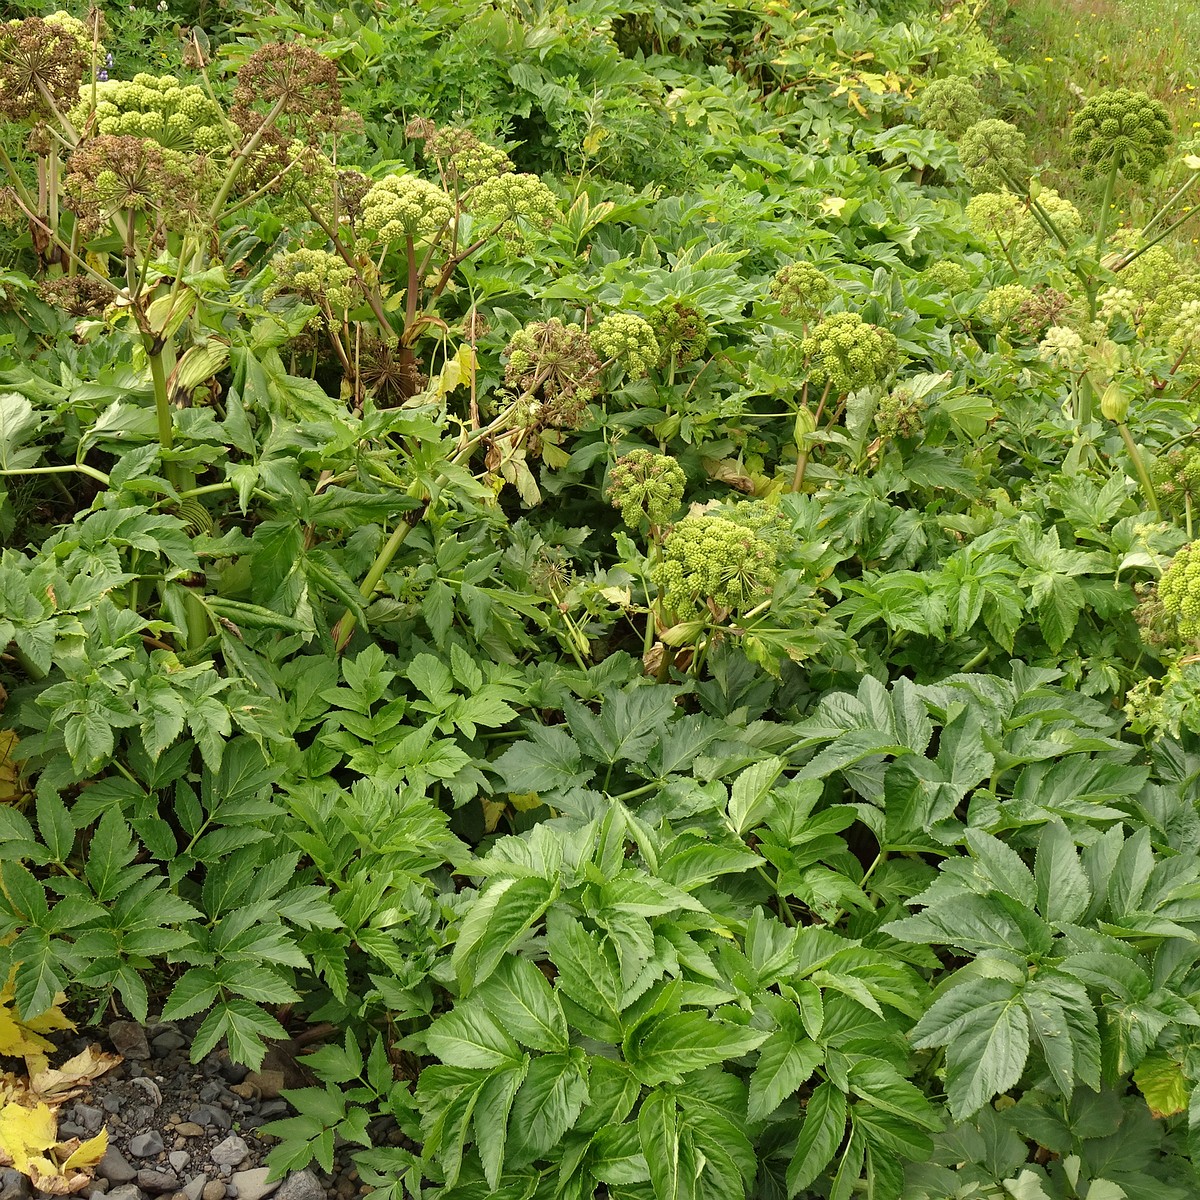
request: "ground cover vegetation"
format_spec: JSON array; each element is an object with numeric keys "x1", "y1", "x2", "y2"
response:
[{"x1": 4, "y1": 0, "x2": 1200, "y2": 1196}]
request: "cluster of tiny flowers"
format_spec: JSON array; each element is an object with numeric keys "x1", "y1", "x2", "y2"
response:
[
  {"x1": 0, "y1": 13, "x2": 91, "y2": 123},
  {"x1": 649, "y1": 299, "x2": 710, "y2": 366},
  {"x1": 1141, "y1": 277, "x2": 1200, "y2": 341},
  {"x1": 801, "y1": 312, "x2": 898, "y2": 394},
  {"x1": 75, "y1": 73, "x2": 226, "y2": 152},
  {"x1": 1168, "y1": 300, "x2": 1200, "y2": 364},
  {"x1": 606, "y1": 449, "x2": 685, "y2": 528},
  {"x1": 266, "y1": 247, "x2": 358, "y2": 312},
  {"x1": 874, "y1": 386, "x2": 926, "y2": 440},
  {"x1": 770, "y1": 261, "x2": 835, "y2": 320},
  {"x1": 958, "y1": 119, "x2": 1029, "y2": 192},
  {"x1": 1112, "y1": 241, "x2": 1178, "y2": 296},
  {"x1": 1014, "y1": 286, "x2": 1071, "y2": 338},
  {"x1": 1097, "y1": 286, "x2": 1140, "y2": 328},
  {"x1": 653, "y1": 512, "x2": 777, "y2": 616},
  {"x1": 362, "y1": 174, "x2": 453, "y2": 244},
  {"x1": 916, "y1": 75, "x2": 983, "y2": 139},
  {"x1": 590, "y1": 313, "x2": 661, "y2": 379},
  {"x1": 1017, "y1": 189, "x2": 1083, "y2": 253},
  {"x1": 229, "y1": 42, "x2": 342, "y2": 148},
  {"x1": 1069, "y1": 88, "x2": 1172, "y2": 183},
  {"x1": 965, "y1": 191, "x2": 1021, "y2": 242},
  {"x1": 1038, "y1": 324, "x2": 1086, "y2": 369},
  {"x1": 919, "y1": 261, "x2": 971, "y2": 293},
  {"x1": 64, "y1": 133, "x2": 190, "y2": 233},
  {"x1": 1153, "y1": 447, "x2": 1200, "y2": 519},
  {"x1": 467, "y1": 172, "x2": 558, "y2": 241},
  {"x1": 977, "y1": 283, "x2": 1035, "y2": 329},
  {"x1": 504, "y1": 317, "x2": 601, "y2": 429},
  {"x1": 37, "y1": 275, "x2": 110, "y2": 316},
  {"x1": 1157, "y1": 542, "x2": 1200, "y2": 641},
  {"x1": 422, "y1": 124, "x2": 513, "y2": 190}
]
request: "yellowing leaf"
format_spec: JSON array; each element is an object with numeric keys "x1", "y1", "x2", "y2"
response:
[
  {"x1": 1134, "y1": 1050, "x2": 1187, "y2": 1118},
  {"x1": 1184, "y1": 154, "x2": 1200, "y2": 170},
  {"x1": 60, "y1": 1129, "x2": 108, "y2": 1172},
  {"x1": 508, "y1": 792, "x2": 543, "y2": 813},
  {"x1": 0, "y1": 973, "x2": 73, "y2": 1075},
  {"x1": 0, "y1": 1103, "x2": 109, "y2": 1192},
  {"x1": 29, "y1": 1044, "x2": 122, "y2": 1105},
  {"x1": 480, "y1": 796, "x2": 507, "y2": 833},
  {"x1": 0, "y1": 730, "x2": 23, "y2": 806},
  {"x1": 820, "y1": 196, "x2": 849, "y2": 218},
  {"x1": 0, "y1": 1100, "x2": 58, "y2": 1172}
]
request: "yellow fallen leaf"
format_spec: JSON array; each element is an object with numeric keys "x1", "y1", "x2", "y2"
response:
[
  {"x1": 508, "y1": 792, "x2": 543, "y2": 813},
  {"x1": 29, "y1": 1044, "x2": 122, "y2": 1105},
  {"x1": 0, "y1": 1103, "x2": 108, "y2": 1192},
  {"x1": 60, "y1": 1129, "x2": 108, "y2": 1171},
  {"x1": 0, "y1": 1100, "x2": 57, "y2": 1172},
  {"x1": 480, "y1": 796, "x2": 507, "y2": 833},
  {"x1": 0, "y1": 972, "x2": 73, "y2": 1075},
  {"x1": 1185, "y1": 154, "x2": 1200, "y2": 170}
]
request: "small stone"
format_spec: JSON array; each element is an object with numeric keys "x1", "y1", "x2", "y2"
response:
[
  {"x1": 274, "y1": 1172, "x2": 322, "y2": 1200},
  {"x1": 0, "y1": 1167, "x2": 33, "y2": 1200},
  {"x1": 168, "y1": 1153, "x2": 190, "y2": 1174},
  {"x1": 99, "y1": 1148, "x2": 138, "y2": 1185},
  {"x1": 190, "y1": 1105, "x2": 232, "y2": 1131},
  {"x1": 198, "y1": 1083, "x2": 224, "y2": 1104},
  {"x1": 175, "y1": 1124, "x2": 205, "y2": 1139},
  {"x1": 243, "y1": 1070, "x2": 285, "y2": 1100},
  {"x1": 108, "y1": 1020, "x2": 151, "y2": 1060},
  {"x1": 89, "y1": 1183, "x2": 111, "y2": 1197},
  {"x1": 229, "y1": 1170, "x2": 278, "y2": 1200},
  {"x1": 210, "y1": 1137, "x2": 249, "y2": 1169},
  {"x1": 166, "y1": 1114, "x2": 183, "y2": 1126},
  {"x1": 107, "y1": 1185, "x2": 144, "y2": 1200},
  {"x1": 218, "y1": 1059, "x2": 249, "y2": 1086},
  {"x1": 152, "y1": 1029, "x2": 188, "y2": 1057},
  {"x1": 225, "y1": 1189, "x2": 237, "y2": 1200},
  {"x1": 130, "y1": 1132, "x2": 167, "y2": 1159},
  {"x1": 102, "y1": 1096, "x2": 123, "y2": 1115},
  {"x1": 59, "y1": 1120, "x2": 86, "y2": 1138},
  {"x1": 229, "y1": 1084, "x2": 256, "y2": 1101},
  {"x1": 202, "y1": 1182, "x2": 226, "y2": 1200},
  {"x1": 76, "y1": 1104, "x2": 105, "y2": 1133},
  {"x1": 180, "y1": 1177, "x2": 207, "y2": 1200},
  {"x1": 138, "y1": 1172, "x2": 181, "y2": 1196},
  {"x1": 256, "y1": 1101, "x2": 288, "y2": 1119}
]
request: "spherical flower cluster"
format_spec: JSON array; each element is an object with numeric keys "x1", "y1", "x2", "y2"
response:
[
  {"x1": 1017, "y1": 189, "x2": 1083, "y2": 254},
  {"x1": 770, "y1": 262, "x2": 835, "y2": 320},
  {"x1": 649, "y1": 299, "x2": 710, "y2": 367},
  {"x1": 76, "y1": 74, "x2": 227, "y2": 153},
  {"x1": 1112, "y1": 242, "x2": 1177, "y2": 297},
  {"x1": 1153, "y1": 447, "x2": 1200, "y2": 519},
  {"x1": 1014, "y1": 285, "x2": 1071, "y2": 338},
  {"x1": 266, "y1": 247, "x2": 358, "y2": 311},
  {"x1": 1158, "y1": 542, "x2": 1200, "y2": 641},
  {"x1": 1038, "y1": 325, "x2": 1085, "y2": 369},
  {"x1": 1097, "y1": 286, "x2": 1140, "y2": 328},
  {"x1": 590, "y1": 312, "x2": 661, "y2": 379},
  {"x1": 362, "y1": 173, "x2": 453, "y2": 244},
  {"x1": 653, "y1": 513, "x2": 777, "y2": 616},
  {"x1": 0, "y1": 14, "x2": 90, "y2": 123},
  {"x1": 504, "y1": 317, "x2": 601, "y2": 429},
  {"x1": 965, "y1": 191, "x2": 1022, "y2": 243},
  {"x1": 977, "y1": 283, "x2": 1035, "y2": 328},
  {"x1": 1169, "y1": 300, "x2": 1200, "y2": 368},
  {"x1": 1141, "y1": 277, "x2": 1200, "y2": 341},
  {"x1": 801, "y1": 312, "x2": 898, "y2": 395},
  {"x1": 958, "y1": 119, "x2": 1029, "y2": 192},
  {"x1": 606, "y1": 449, "x2": 685, "y2": 528},
  {"x1": 230, "y1": 41, "x2": 342, "y2": 148},
  {"x1": 1069, "y1": 88, "x2": 1172, "y2": 183},
  {"x1": 917, "y1": 76, "x2": 983, "y2": 139},
  {"x1": 424, "y1": 124, "x2": 513, "y2": 190},
  {"x1": 919, "y1": 261, "x2": 971, "y2": 293},
  {"x1": 874, "y1": 386, "x2": 926, "y2": 440},
  {"x1": 467, "y1": 172, "x2": 558, "y2": 241},
  {"x1": 64, "y1": 134, "x2": 191, "y2": 233}
]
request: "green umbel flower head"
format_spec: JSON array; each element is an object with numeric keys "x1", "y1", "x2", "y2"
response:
[
  {"x1": 1158, "y1": 542, "x2": 1200, "y2": 641},
  {"x1": 917, "y1": 76, "x2": 983, "y2": 139},
  {"x1": 266, "y1": 248, "x2": 358, "y2": 311},
  {"x1": 362, "y1": 174, "x2": 453, "y2": 244},
  {"x1": 590, "y1": 313, "x2": 661, "y2": 379},
  {"x1": 919, "y1": 261, "x2": 971, "y2": 292},
  {"x1": 1038, "y1": 325, "x2": 1085, "y2": 369},
  {"x1": 770, "y1": 262, "x2": 835, "y2": 320},
  {"x1": 801, "y1": 312, "x2": 898, "y2": 394},
  {"x1": 874, "y1": 386, "x2": 926, "y2": 440},
  {"x1": 606, "y1": 450, "x2": 685, "y2": 528},
  {"x1": 1153, "y1": 447, "x2": 1200, "y2": 519},
  {"x1": 467, "y1": 172, "x2": 558, "y2": 242},
  {"x1": 958, "y1": 119, "x2": 1029, "y2": 192},
  {"x1": 653, "y1": 513, "x2": 777, "y2": 616},
  {"x1": 650, "y1": 299, "x2": 710, "y2": 366},
  {"x1": 978, "y1": 283, "x2": 1035, "y2": 329},
  {"x1": 75, "y1": 73, "x2": 227, "y2": 153},
  {"x1": 1069, "y1": 88, "x2": 1172, "y2": 183}
]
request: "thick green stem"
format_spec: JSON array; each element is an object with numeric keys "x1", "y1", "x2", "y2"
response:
[
  {"x1": 0, "y1": 462, "x2": 109, "y2": 486},
  {"x1": 1117, "y1": 422, "x2": 1161, "y2": 516},
  {"x1": 205, "y1": 97, "x2": 287, "y2": 225},
  {"x1": 1095, "y1": 158, "x2": 1120, "y2": 261}
]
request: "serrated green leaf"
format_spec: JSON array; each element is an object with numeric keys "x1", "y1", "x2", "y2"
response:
[
  {"x1": 477, "y1": 954, "x2": 568, "y2": 1052},
  {"x1": 746, "y1": 1027, "x2": 821, "y2": 1122},
  {"x1": 625, "y1": 1012, "x2": 768, "y2": 1086},
  {"x1": 452, "y1": 876, "x2": 557, "y2": 993},
  {"x1": 788, "y1": 1081, "x2": 847, "y2": 1194},
  {"x1": 426, "y1": 1002, "x2": 524, "y2": 1069}
]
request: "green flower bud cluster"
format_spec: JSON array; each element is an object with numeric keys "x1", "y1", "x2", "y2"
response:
[
  {"x1": 874, "y1": 385, "x2": 926, "y2": 440},
  {"x1": 916, "y1": 76, "x2": 983, "y2": 140},
  {"x1": 467, "y1": 172, "x2": 558, "y2": 242},
  {"x1": 958, "y1": 119, "x2": 1029, "y2": 192},
  {"x1": 504, "y1": 317, "x2": 601, "y2": 429},
  {"x1": 801, "y1": 312, "x2": 898, "y2": 395},
  {"x1": 590, "y1": 312, "x2": 661, "y2": 379},
  {"x1": 606, "y1": 449, "x2": 685, "y2": 528},
  {"x1": 1069, "y1": 88, "x2": 1172, "y2": 183},
  {"x1": 425, "y1": 124, "x2": 513, "y2": 190},
  {"x1": 977, "y1": 283, "x2": 1035, "y2": 329},
  {"x1": 1017, "y1": 189, "x2": 1083, "y2": 253},
  {"x1": 1097, "y1": 286, "x2": 1140, "y2": 328},
  {"x1": 650, "y1": 299, "x2": 710, "y2": 366},
  {"x1": 1158, "y1": 542, "x2": 1200, "y2": 641},
  {"x1": 75, "y1": 74, "x2": 227, "y2": 153},
  {"x1": 653, "y1": 512, "x2": 777, "y2": 616},
  {"x1": 770, "y1": 262, "x2": 835, "y2": 320},
  {"x1": 1141, "y1": 276, "x2": 1200, "y2": 341},
  {"x1": 1153, "y1": 446, "x2": 1200, "y2": 519},
  {"x1": 1113, "y1": 242, "x2": 1178, "y2": 297},
  {"x1": 362, "y1": 173, "x2": 453, "y2": 244},
  {"x1": 266, "y1": 247, "x2": 358, "y2": 311},
  {"x1": 1038, "y1": 325, "x2": 1085, "y2": 369},
  {"x1": 1168, "y1": 299, "x2": 1200, "y2": 364},
  {"x1": 919, "y1": 261, "x2": 971, "y2": 293},
  {"x1": 965, "y1": 191, "x2": 1021, "y2": 242},
  {"x1": 64, "y1": 133, "x2": 195, "y2": 233}
]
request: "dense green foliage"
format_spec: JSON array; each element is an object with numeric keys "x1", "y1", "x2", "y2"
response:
[{"x1": 4, "y1": 0, "x2": 1200, "y2": 1197}]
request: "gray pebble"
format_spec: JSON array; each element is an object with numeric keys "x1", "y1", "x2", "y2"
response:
[
  {"x1": 274, "y1": 1171, "x2": 323, "y2": 1200},
  {"x1": 256, "y1": 1101, "x2": 288, "y2": 1118},
  {"x1": 102, "y1": 1096, "x2": 124, "y2": 1115},
  {"x1": 106, "y1": 1186, "x2": 145, "y2": 1200},
  {"x1": 76, "y1": 1104, "x2": 105, "y2": 1132},
  {"x1": 108, "y1": 1020, "x2": 151, "y2": 1060},
  {"x1": 59, "y1": 1121, "x2": 86, "y2": 1138},
  {"x1": 89, "y1": 1182, "x2": 111, "y2": 1197},
  {"x1": 130, "y1": 1131, "x2": 167, "y2": 1159},
  {"x1": 168, "y1": 1153, "x2": 191, "y2": 1174},
  {"x1": 138, "y1": 1171, "x2": 181, "y2": 1195},
  {"x1": 153, "y1": 1030, "x2": 188, "y2": 1056},
  {"x1": 211, "y1": 1134, "x2": 250, "y2": 1168},
  {"x1": 0, "y1": 1167, "x2": 33, "y2": 1200},
  {"x1": 180, "y1": 1177, "x2": 208, "y2": 1200},
  {"x1": 225, "y1": 1189, "x2": 237, "y2": 1200},
  {"x1": 189, "y1": 1105, "x2": 232, "y2": 1131},
  {"x1": 229, "y1": 1169, "x2": 278, "y2": 1200},
  {"x1": 99, "y1": 1148, "x2": 139, "y2": 1184},
  {"x1": 198, "y1": 1082, "x2": 225, "y2": 1104}
]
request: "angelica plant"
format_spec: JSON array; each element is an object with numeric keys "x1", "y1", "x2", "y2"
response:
[
  {"x1": 916, "y1": 76, "x2": 983, "y2": 140},
  {"x1": 590, "y1": 312, "x2": 660, "y2": 380}
]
